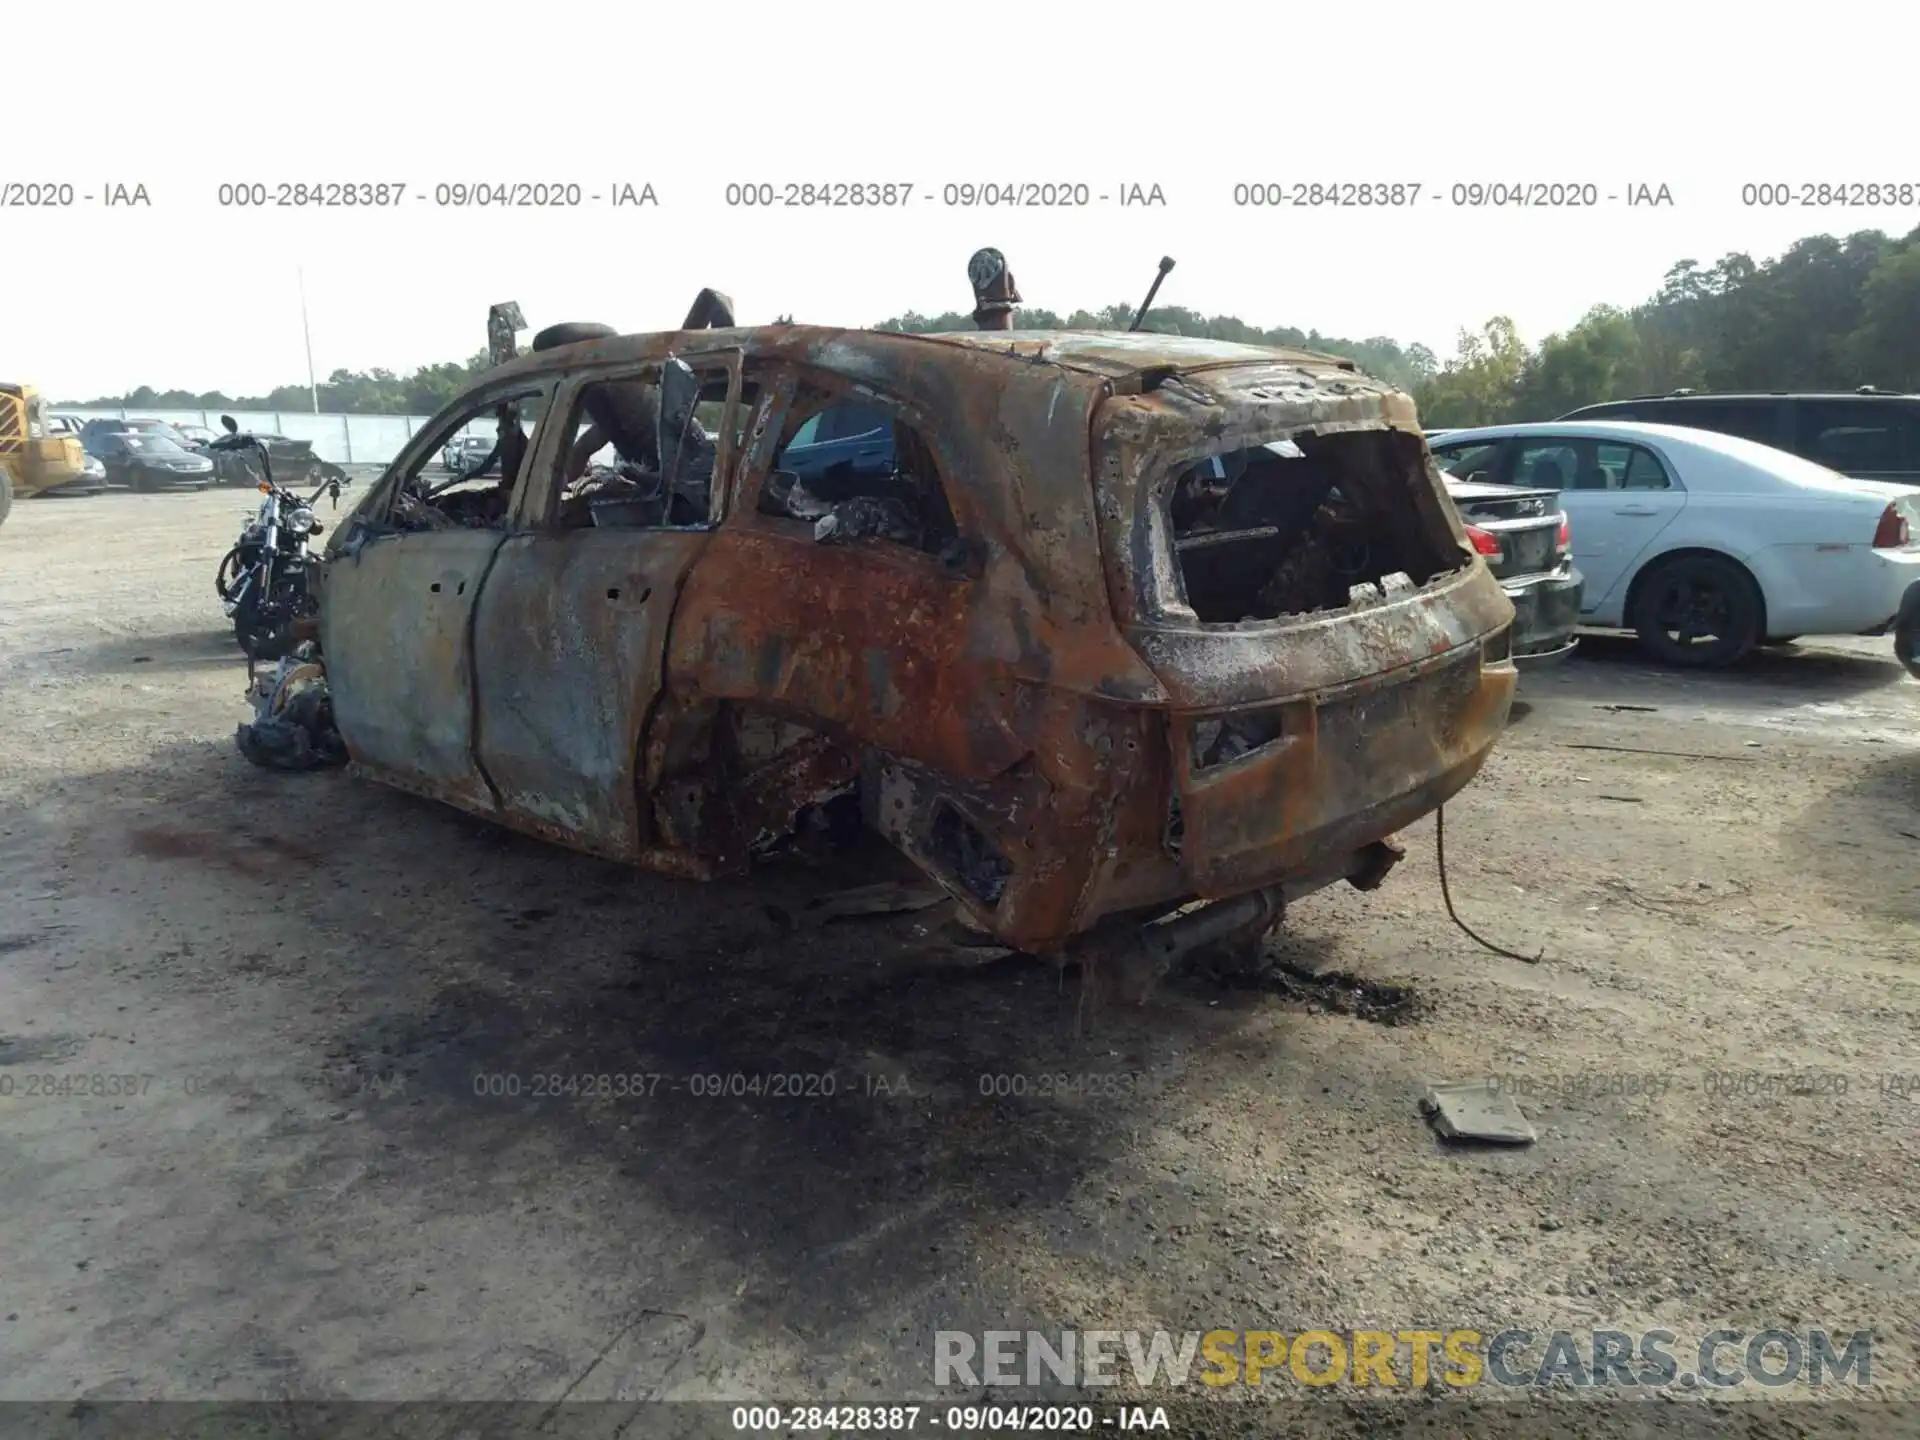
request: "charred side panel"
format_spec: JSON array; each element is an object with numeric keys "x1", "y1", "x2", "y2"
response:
[
  {"x1": 797, "y1": 336, "x2": 1164, "y2": 703},
  {"x1": 319, "y1": 531, "x2": 504, "y2": 812},
  {"x1": 469, "y1": 530, "x2": 708, "y2": 861},
  {"x1": 857, "y1": 692, "x2": 1171, "y2": 948},
  {"x1": 671, "y1": 530, "x2": 1025, "y2": 780}
]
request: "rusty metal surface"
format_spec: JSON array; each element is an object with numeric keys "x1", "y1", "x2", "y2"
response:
[
  {"x1": 320, "y1": 529, "x2": 503, "y2": 813},
  {"x1": 470, "y1": 530, "x2": 707, "y2": 862},
  {"x1": 319, "y1": 320, "x2": 1519, "y2": 954}
]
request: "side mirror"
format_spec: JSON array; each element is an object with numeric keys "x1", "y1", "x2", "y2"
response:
[
  {"x1": 656, "y1": 355, "x2": 701, "y2": 479},
  {"x1": 220, "y1": 414, "x2": 238, "y2": 434}
]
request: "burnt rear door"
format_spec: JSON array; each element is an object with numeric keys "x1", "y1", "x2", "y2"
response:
[{"x1": 468, "y1": 354, "x2": 745, "y2": 861}]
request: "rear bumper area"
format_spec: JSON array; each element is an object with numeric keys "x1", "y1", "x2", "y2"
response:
[
  {"x1": 1166, "y1": 642, "x2": 1516, "y2": 900},
  {"x1": 1505, "y1": 567, "x2": 1583, "y2": 665}
]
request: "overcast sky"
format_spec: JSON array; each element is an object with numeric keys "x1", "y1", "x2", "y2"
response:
[{"x1": 10, "y1": 1, "x2": 1918, "y2": 399}]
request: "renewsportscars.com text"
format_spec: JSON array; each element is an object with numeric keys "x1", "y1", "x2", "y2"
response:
[{"x1": 934, "y1": 1327, "x2": 1873, "y2": 1390}]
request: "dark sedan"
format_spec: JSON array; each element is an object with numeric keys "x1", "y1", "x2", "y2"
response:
[
  {"x1": 81, "y1": 417, "x2": 195, "y2": 455},
  {"x1": 1445, "y1": 477, "x2": 1583, "y2": 664},
  {"x1": 91, "y1": 431, "x2": 215, "y2": 492}
]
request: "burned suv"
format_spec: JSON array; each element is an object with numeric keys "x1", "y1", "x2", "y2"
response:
[{"x1": 314, "y1": 304, "x2": 1518, "y2": 957}]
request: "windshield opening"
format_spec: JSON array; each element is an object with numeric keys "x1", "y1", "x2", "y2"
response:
[{"x1": 1165, "y1": 429, "x2": 1466, "y2": 624}]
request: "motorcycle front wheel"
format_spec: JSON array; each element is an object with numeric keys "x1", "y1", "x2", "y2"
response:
[{"x1": 215, "y1": 546, "x2": 249, "y2": 602}]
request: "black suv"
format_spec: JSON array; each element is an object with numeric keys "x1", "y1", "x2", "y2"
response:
[{"x1": 1556, "y1": 390, "x2": 1920, "y2": 484}]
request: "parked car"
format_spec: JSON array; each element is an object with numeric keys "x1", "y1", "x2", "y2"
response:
[
  {"x1": 80, "y1": 416, "x2": 195, "y2": 456},
  {"x1": 89, "y1": 431, "x2": 215, "y2": 491},
  {"x1": 440, "y1": 433, "x2": 496, "y2": 472},
  {"x1": 1444, "y1": 478, "x2": 1581, "y2": 663},
  {"x1": 173, "y1": 424, "x2": 221, "y2": 447},
  {"x1": 312, "y1": 315, "x2": 1521, "y2": 958},
  {"x1": 36, "y1": 451, "x2": 110, "y2": 497},
  {"x1": 1429, "y1": 421, "x2": 1920, "y2": 667},
  {"x1": 1557, "y1": 390, "x2": 1920, "y2": 485}
]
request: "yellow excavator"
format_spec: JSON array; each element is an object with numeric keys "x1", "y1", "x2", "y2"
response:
[{"x1": 0, "y1": 381, "x2": 92, "y2": 527}]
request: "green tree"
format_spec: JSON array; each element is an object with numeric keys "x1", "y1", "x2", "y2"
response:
[
  {"x1": 1846, "y1": 238, "x2": 1920, "y2": 389},
  {"x1": 1415, "y1": 317, "x2": 1530, "y2": 427}
]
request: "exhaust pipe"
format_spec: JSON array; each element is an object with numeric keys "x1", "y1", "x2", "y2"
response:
[{"x1": 1138, "y1": 838, "x2": 1405, "y2": 967}]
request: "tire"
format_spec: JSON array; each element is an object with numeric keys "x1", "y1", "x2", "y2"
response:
[
  {"x1": 1896, "y1": 609, "x2": 1920, "y2": 681},
  {"x1": 1631, "y1": 554, "x2": 1762, "y2": 669},
  {"x1": 531, "y1": 321, "x2": 618, "y2": 352},
  {"x1": 216, "y1": 547, "x2": 248, "y2": 601}
]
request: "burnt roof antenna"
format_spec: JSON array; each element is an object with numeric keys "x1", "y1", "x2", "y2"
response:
[
  {"x1": 1127, "y1": 257, "x2": 1176, "y2": 332},
  {"x1": 968, "y1": 248, "x2": 1021, "y2": 331}
]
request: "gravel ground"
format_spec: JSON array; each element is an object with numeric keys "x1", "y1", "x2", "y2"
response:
[{"x1": 1, "y1": 489, "x2": 1916, "y2": 1436}]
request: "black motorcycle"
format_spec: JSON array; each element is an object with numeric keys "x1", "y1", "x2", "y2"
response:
[{"x1": 211, "y1": 417, "x2": 349, "y2": 661}]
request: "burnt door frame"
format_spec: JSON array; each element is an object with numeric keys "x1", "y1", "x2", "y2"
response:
[{"x1": 468, "y1": 352, "x2": 746, "y2": 860}]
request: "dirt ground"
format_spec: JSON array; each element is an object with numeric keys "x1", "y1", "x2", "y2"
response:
[{"x1": 2, "y1": 489, "x2": 1917, "y2": 1435}]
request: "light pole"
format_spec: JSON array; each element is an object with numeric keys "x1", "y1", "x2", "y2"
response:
[{"x1": 298, "y1": 266, "x2": 319, "y2": 413}]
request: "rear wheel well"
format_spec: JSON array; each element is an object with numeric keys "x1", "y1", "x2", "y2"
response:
[{"x1": 1623, "y1": 547, "x2": 1768, "y2": 638}]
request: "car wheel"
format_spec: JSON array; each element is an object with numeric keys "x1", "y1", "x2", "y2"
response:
[
  {"x1": 1895, "y1": 609, "x2": 1920, "y2": 681},
  {"x1": 1631, "y1": 555, "x2": 1762, "y2": 669},
  {"x1": 131, "y1": 471, "x2": 152, "y2": 493}
]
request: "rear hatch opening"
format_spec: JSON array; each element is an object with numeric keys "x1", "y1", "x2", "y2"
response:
[{"x1": 1166, "y1": 429, "x2": 1466, "y2": 624}]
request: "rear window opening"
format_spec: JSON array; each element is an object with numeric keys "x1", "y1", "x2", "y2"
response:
[{"x1": 1167, "y1": 430, "x2": 1463, "y2": 624}]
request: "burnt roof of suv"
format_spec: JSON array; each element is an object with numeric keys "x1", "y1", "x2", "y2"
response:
[
  {"x1": 910, "y1": 329, "x2": 1364, "y2": 378},
  {"x1": 491, "y1": 324, "x2": 1369, "y2": 386}
]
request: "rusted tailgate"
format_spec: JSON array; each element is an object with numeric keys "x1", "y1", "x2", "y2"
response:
[{"x1": 1169, "y1": 643, "x2": 1514, "y2": 898}]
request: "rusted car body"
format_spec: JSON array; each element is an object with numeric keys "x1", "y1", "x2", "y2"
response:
[{"x1": 315, "y1": 323, "x2": 1518, "y2": 955}]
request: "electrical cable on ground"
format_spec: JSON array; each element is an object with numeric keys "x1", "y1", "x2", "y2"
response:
[{"x1": 1435, "y1": 805, "x2": 1544, "y2": 964}]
